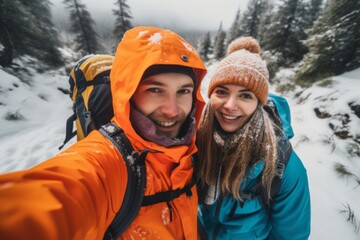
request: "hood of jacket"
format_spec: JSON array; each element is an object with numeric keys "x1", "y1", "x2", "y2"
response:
[
  {"x1": 268, "y1": 93, "x2": 294, "y2": 139},
  {"x1": 110, "y1": 26, "x2": 207, "y2": 159}
]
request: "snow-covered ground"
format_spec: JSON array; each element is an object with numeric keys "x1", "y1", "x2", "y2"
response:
[
  {"x1": 283, "y1": 69, "x2": 360, "y2": 240},
  {"x1": 0, "y1": 57, "x2": 359, "y2": 239},
  {"x1": 0, "y1": 57, "x2": 74, "y2": 172}
]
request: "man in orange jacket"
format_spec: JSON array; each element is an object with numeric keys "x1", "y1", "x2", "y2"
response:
[{"x1": 0, "y1": 26, "x2": 207, "y2": 240}]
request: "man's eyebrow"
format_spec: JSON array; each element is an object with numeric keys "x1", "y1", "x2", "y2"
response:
[
  {"x1": 141, "y1": 80, "x2": 194, "y2": 88},
  {"x1": 141, "y1": 79, "x2": 165, "y2": 86},
  {"x1": 182, "y1": 83, "x2": 195, "y2": 88}
]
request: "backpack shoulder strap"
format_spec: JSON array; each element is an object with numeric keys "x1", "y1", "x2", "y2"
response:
[
  {"x1": 238, "y1": 136, "x2": 293, "y2": 210},
  {"x1": 141, "y1": 181, "x2": 194, "y2": 222},
  {"x1": 259, "y1": 136, "x2": 293, "y2": 209},
  {"x1": 99, "y1": 122, "x2": 147, "y2": 240},
  {"x1": 58, "y1": 113, "x2": 77, "y2": 150},
  {"x1": 141, "y1": 155, "x2": 196, "y2": 222},
  {"x1": 100, "y1": 123, "x2": 197, "y2": 238}
]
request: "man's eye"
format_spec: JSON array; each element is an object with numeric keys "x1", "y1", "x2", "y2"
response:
[
  {"x1": 147, "y1": 88, "x2": 161, "y2": 93},
  {"x1": 178, "y1": 89, "x2": 193, "y2": 94}
]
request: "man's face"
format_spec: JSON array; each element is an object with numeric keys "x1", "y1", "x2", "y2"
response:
[{"x1": 132, "y1": 72, "x2": 194, "y2": 138}]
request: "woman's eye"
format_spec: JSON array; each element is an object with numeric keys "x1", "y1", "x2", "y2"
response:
[{"x1": 215, "y1": 89, "x2": 227, "y2": 95}]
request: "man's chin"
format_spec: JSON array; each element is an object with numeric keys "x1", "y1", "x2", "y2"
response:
[{"x1": 156, "y1": 128, "x2": 179, "y2": 139}]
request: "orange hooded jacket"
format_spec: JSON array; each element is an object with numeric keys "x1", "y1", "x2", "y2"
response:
[{"x1": 0, "y1": 26, "x2": 207, "y2": 240}]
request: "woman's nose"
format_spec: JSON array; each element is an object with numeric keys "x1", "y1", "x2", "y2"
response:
[{"x1": 224, "y1": 97, "x2": 238, "y2": 112}]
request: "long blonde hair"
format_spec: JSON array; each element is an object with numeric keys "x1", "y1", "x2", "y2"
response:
[{"x1": 196, "y1": 103, "x2": 278, "y2": 202}]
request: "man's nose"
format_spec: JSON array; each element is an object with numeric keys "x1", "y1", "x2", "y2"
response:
[{"x1": 161, "y1": 94, "x2": 179, "y2": 118}]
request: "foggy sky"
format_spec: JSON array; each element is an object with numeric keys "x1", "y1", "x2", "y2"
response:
[{"x1": 51, "y1": 0, "x2": 249, "y2": 32}]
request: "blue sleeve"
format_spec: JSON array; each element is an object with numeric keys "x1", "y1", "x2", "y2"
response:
[{"x1": 268, "y1": 151, "x2": 311, "y2": 240}]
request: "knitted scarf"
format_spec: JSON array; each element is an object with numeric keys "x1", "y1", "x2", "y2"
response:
[{"x1": 213, "y1": 120, "x2": 245, "y2": 151}]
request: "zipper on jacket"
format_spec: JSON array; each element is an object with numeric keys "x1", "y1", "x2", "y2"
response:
[
  {"x1": 212, "y1": 196, "x2": 223, "y2": 240},
  {"x1": 212, "y1": 222, "x2": 221, "y2": 240},
  {"x1": 211, "y1": 151, "x2": 225, "y2": 240}
]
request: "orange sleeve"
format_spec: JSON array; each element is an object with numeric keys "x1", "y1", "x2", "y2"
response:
[{"x1": 0, "y1": 131, "x2": 128, "y2": 240}]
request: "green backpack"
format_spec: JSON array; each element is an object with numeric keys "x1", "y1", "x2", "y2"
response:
[{"x1": 60, "y1": 55, "x2": 195, "y2": 240}]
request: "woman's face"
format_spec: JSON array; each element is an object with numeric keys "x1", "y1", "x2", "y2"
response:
[{"x1": 210, "y1": 84, "x2": 259, "y2": 132}]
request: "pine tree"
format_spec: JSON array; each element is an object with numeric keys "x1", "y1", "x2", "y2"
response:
[
  {"x1": 295, "y1": 0, "x2": 360, "y2": 83},
  {"x1": 261, "y1": 0, "x2": 308, "y2": 65},
  {"x1": 63, "y1": 0, "x2": 103, "y2": 55},
  {"x1": 198, "y1": 32, "x2": 212, "y2": 62},
  {"x1": 257, "y1": 1, "x2": 275, "y2": 47},
  {"x1": 227, "y1": 9, "x2": 242, "y2": 45},
  {"x1": 22, "y1": 0, "x2": 64, "y2": 66},
  {"x1": 304, "y1": 0, "x2": 323, "y2": 29},
  {"x1": 113, "y1": 0, "x2": 133, "y2": 46},
  {"x1": 213, "y1": 23, "x2": 226, "y2": 60},
  {"x1": 0, "y1": 0, "x2": 63, "y2": 67},
  {"x1": 241, "y1": 0, "x2": 271, "y2": 39}
]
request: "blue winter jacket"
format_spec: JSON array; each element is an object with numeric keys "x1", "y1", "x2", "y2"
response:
[{"x1": 198, "y1": 93, "x2": 311, "y2": 240}]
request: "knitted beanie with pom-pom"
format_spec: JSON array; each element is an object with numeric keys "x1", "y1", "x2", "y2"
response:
[{"x1": 207, "y1": 37, "x2": 269, "y2": 105}]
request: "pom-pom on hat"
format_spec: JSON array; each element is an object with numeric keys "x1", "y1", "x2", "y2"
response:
[{"x1": 207, "y1": 37, "x2": 269, "y2": 105}]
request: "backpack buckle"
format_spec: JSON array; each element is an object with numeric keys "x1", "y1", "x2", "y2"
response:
[{"x1": 275, "y1": 162, "x2": 286, "y2": 179}]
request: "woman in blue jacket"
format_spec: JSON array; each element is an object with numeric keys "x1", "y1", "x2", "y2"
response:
[{"x1": 196, "y1": 37, "x2": 311, "y2": 240}]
